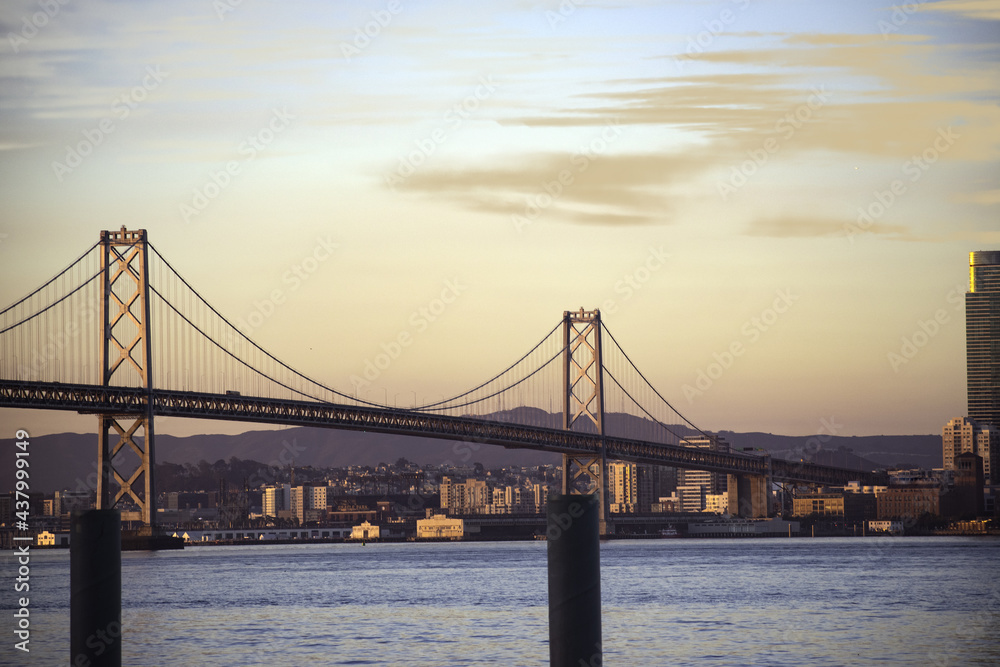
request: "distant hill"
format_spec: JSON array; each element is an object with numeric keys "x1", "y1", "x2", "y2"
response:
[
  {"x1": 715, "y1": 431, "x2": 942, "y2": 470},
  {"x1": 0, "y1": 427, "x2": 563, "y2": 494},
  {"x1": 0, "y1": 412, "x2": 943, "y2": 493}
]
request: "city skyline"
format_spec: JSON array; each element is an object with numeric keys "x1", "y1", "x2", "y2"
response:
[{"x1": 1, "y1": 1, "x2": 999, "y2": 440}]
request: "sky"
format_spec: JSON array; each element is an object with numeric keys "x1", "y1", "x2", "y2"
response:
[{"x1": 0, "y1": 0, "x2": 998, "y2": 440}]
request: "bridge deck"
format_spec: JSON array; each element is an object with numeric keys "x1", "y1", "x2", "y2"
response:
[{"x1": 0, "y1": 380, "x2": 887, "y2": 486}]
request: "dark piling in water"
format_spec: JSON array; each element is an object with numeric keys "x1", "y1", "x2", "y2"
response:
[
  {"x1": 71, "y1": 510, "x2": 121, "y2": 667},
  {"x1": 546, "y1": 494, "x2": 602, "y2": 667}
]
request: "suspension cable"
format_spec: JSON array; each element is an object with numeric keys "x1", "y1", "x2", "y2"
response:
[
  {"x1": 418, "y1": 337, "x2": 569, "y2": 413},
  {"x1": 0, "y1": 266, "x2": 103, "y2": 336},
  {"x1": 602, "y1": 322, "x2": 713, "y2": 440},
  {"x1": 149, "y1": 285, "x2": 332, "y2": 404},
  {"x1": 602, "y1": 364, "x2": 689, "y2": 443},
  {"x1": 413, "y1": 320, "x2": 562, "y2": 410},
  {"x1": 148, "y1": 243, "x2": 386, "y2": 407},
  {"x1": 0, "y1": 241, "x2": 100, "y2": 317}
]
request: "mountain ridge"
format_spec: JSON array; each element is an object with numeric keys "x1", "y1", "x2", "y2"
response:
[{"x1": 0, "y1": 417, "x2": 942, "y2": 493}]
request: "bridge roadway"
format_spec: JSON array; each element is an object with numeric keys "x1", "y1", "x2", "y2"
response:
[{"x1": 0, "y1": 380, "x2": 887, "y2": 486}]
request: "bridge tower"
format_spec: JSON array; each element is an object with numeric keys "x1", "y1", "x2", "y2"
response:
[
  {"x1": 96, "y1": 227, "x2": 157, "y2": 528},
  {"x1": 561, "y1": 308, "x2": 612, "y2": 536}
]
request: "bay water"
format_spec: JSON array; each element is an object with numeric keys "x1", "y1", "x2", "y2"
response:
[{"x1": 2, "y1": 536, "x2": 999, "y2": 665}]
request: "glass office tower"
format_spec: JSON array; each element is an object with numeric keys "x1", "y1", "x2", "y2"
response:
[{"x1": 967, "y1": 251, "x2": 1000, "y2": 427}]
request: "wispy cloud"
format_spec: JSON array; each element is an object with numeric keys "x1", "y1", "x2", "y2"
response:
[
  {"x1": 744, "y1": 216, "x2": 908, "y2": 239},
  {"x1": 920, "y1": 0, "x2": 1000, "y2": 21},
  {"x1": 396, "y1": 150, "x2": 719, "y2": 227}
]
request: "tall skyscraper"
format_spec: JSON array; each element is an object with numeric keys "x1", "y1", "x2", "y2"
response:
[{"x1": 967, "y1": 251, "x2": 1000, "y2": 427}]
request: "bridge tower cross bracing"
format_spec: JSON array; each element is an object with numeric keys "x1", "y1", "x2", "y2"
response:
[
  {"x1": 96, "y1": 227, "x2": 157, "y2": 528},
  {"x1": 561, "y1": 308, "x2": 612, "y2": 536}
]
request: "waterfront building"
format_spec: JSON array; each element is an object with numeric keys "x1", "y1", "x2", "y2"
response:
[
  {"x1": 792, "y1": 489, "x2": 876, "y2": 525},
  {"x1": 704, "y1": 493, "x2": 729, "y2": 514},
  {"x1": 676, "y1": 484, "x2": 707, "y2": 513},
  {"x1": 942, "y1": 417, "x2": 999, "y2": 485},
  {"x1": 651, "y1": 494, "x2": 678, "y2": 513},
  {"x1": 686, "y1": 517, "x2": 798, "y2": 537},
  {"x1": 793, "y1": 492, "x2": 845, "y2": 517},
  {"x1": 887, "y1": 469, "x2": 942, "y2": 485},
  {"x1": 328, "y1": 502, "x2": 376, "y2": 525},
  {"x1": 867, "y1": 520, "x2": 904, "y2": 534},
  {"x1": 416, "y1": 514, "x2": 464, "y2": 539},
  {"x1": 876, "y1": 485, "x2": 940, "y2": 520},
  {"x1": 947, "y1": 452, "x2": 985, "y2": 518},
  {"x1": 351, "y1": 521, "x2": 380, "y2": 540},
  {"x1": 967, "y1": 250, "x2": 1000, "y2": 427}
]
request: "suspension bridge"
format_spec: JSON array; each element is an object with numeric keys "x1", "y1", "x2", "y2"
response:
[{"x1": 0, "y1": 228, "x2": 885, "y2": 534}]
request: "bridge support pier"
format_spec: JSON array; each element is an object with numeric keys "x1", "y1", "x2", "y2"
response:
[
  {"x1": 561, "y1": 309, "x2": 612, "y2": 537},
  {"x1": 98, "y1": 415, "x2": 156, "y2": 527},
  {"x1": 96, "y1": 227, "x2": 156, "y2": 529},
  {"x1": 727, "y1": 474, "x2": 771, "y2": 518}
]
